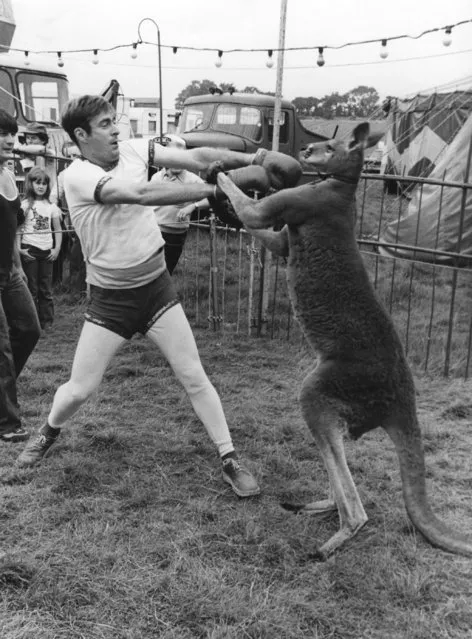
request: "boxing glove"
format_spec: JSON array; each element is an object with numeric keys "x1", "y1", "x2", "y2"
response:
[
  {"x1": 252, "y1": 148, "x2": 302, "y2": 190},
  {"x1": 207, "y1": 166, "x2": 271, "y2": 229},
  {"x1": 209, "y1": 165, "x2": 271, "y2": 200}
]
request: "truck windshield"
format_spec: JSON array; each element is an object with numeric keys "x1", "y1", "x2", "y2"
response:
[
  {"x1": 180, "y1": 102, "x2": 263, "y2": 142},
  {"x1": 212, "y1": 104, "x2": 262, "y2": 142},
  {"x1": 17, "y1": 72, "x2": 69, "y2": 124},
  {"x1": 180, "y1": 103, "x2": 213, "y2": 132}
]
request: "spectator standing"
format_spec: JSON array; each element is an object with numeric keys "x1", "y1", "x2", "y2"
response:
[
  {"x1": 0, "y1": 109, "x2": 41, "y2": 442},
  {"x1": 18, "y1": 167, "x2": 62, "y2": 331},
  {"x1": 17, "y1": 123, "x2": 59, "y2": 202},
  {"x1": 153, "y1": 135, "x2": 210, "y2": 274}
]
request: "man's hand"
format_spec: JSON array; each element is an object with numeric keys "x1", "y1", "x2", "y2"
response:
[{"x1": 176, "y1": 204, "x2": 195, "y2": 223}]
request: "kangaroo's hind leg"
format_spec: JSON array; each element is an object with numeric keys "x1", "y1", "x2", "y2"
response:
[{"x1": 299, "y1": 366, "x2": 368, "y2": 559}]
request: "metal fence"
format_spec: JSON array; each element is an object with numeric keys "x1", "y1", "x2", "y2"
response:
[{"x1": 173, "y1": 172, "x2": 472, "y2": 378}]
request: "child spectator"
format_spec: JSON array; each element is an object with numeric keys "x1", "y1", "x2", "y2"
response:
[
  {"x1": 16, "y1": 123, "x2": 59, "y2": 201},
  {"x1": 152, "y1": 135, "x2": 209, "y2": 274},
  {"x1": 18, "y1": 167, "x2": 63, "y2": 331}
]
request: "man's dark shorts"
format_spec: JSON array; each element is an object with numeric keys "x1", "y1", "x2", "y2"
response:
[{"x1": 85, "y1": 270, "x2": 179, "y2": 339}]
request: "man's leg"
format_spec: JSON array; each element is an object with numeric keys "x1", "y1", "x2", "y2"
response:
[
  {"x1": 161, "y1": 231, "x2": 187, "y2": 275},
  {"x1": 0, "y1": 287, "x2": 22, "y2": 440},
  {"x1": 0, "y1": 269, "x2": 40, "y2": 441},
  {"x1": 17, "y1": 321, "x2": 125, "y2": 466},
  {"x1": 145, "y1": 303, "x2": 260, "y2": 497}
]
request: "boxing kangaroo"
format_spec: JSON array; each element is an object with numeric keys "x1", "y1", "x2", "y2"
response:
[{"x1": 217, "y1": 123, "x2": 472, "y2": 559}]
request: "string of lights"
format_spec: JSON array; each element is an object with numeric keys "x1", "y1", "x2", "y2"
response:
[{"x1": 4, "y1": 17, "x2": 471, "y2": 68}]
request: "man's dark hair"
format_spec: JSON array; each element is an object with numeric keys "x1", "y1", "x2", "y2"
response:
[
  {"x1": 61, "y1": 95, "x2": 113, "y2": 146},
  {"x1": 0, "y1": 109, "x2": 18, "y2": 135}
]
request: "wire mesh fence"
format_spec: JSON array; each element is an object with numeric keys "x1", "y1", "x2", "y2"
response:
[{"x1": 173, "y1": 173, "x2": 472, "y2": 378}]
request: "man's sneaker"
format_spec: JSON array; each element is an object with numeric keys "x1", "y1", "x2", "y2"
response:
[
  {"x1": 222, "y1": 457, "x2": 260, "y2": 497},
  {"x1": 17, "y1": 427, "x2": 59, "y2": 467},
  {"x1": 0, "y1": 427, "x2": 29, "y2": 443}
]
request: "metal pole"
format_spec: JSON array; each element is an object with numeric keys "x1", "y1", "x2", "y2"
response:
[
  {"x1": 208, "y1": 212, "x2": 220, "y2": 331},
  {"x1": 259, "y1": 0, "x2": 288, "y2": 335},
  {"x1": 138, "y1": 18, "x2": 163, "y2": 140},
  {"x1": 157, "y1": 28, "x2": 163, "y2": 139},
  {"x1": 272, "y1": 0, "x2": 288, "y2": 152}
]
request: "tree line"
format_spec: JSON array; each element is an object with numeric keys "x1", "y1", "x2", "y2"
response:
[{"x1": 175, "y1": 80, "x2": 381, "y2": 119}]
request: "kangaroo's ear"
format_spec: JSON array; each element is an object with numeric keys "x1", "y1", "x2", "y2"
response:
[
  {"x1": 348, "y1": 122, "x2": 370, "y2": 149},
  {"x1": 349, "y1": 122, "x2": 385, "y2": 150}
]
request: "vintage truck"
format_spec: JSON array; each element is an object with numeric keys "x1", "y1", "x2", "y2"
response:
[{"x1": 176, "y1": 91, "x2": 329, "y2": 167}]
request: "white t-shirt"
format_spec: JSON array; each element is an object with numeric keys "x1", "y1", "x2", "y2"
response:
[
  {"x1": 63, "y1": 139, "x2": 166, "y2": 289},
  {"x1": 20, "y1": 198, "x2": 62, "y2": 251},
  {"x1": 152, "y1": 168, "x2": 204, "y2": 232}
]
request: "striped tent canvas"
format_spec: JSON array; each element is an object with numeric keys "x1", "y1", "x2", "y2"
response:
[{"x1": 380, "y1": 90, "x2": 472, "y2": 264}]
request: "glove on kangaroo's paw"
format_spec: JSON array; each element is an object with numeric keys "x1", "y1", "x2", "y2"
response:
[
  {"x1": 252, "y1": 148, "x2": 302, "y2": 190},
  {"x1": 212, "y1": 165, "x2": 271, "y2": 202},
  {"x1": 206, "y1": 161, "x2": 225, "y2": 184}
]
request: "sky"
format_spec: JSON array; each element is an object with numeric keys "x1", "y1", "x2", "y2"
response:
[{"x1": 7, "y1": 0, "x2": 472, "y2": 111}]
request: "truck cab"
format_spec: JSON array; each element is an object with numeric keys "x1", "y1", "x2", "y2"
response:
[
  {"x1": 0, "y1": 53, "x2": 71, "y2": 179},
  {"x1": 177, "y1": 92, "x2": 329, "y2": 167}
]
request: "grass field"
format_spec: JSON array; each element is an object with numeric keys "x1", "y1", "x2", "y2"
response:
[{"x1": 1, "y1": 295, "x2": 472, "y2": 639}]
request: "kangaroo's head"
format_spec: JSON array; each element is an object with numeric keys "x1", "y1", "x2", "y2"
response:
[{"x1": 299, "y1": 122, "x2": 385, "y2": 182}]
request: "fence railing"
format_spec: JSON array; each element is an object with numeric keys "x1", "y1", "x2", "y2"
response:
[{"x1": 173, "y1": 171, "x2": 472, "y2": 378}]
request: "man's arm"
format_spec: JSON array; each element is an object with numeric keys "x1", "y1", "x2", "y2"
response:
[
  {"x1": 99, "y1": 176, "x2": 217, "y2": 207},
  {"x1": 14, "y1": 143, "x2": 49, "y2": 157},
  {"x1": 153, "y1": 145, "x2": 256, "y2": 176}
]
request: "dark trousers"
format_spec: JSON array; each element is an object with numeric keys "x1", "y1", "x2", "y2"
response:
[
  {"x1": 22, "y1": 244, "x2": 54, "y2": 328},
  {"x1": 161, "y1": 231, "x2": 188, "y2": 275},
  {"x1": 0, "y1": 268, "x2": 41, "y2": 434}
]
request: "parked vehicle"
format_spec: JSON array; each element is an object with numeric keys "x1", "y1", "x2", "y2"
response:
[{"x1": 177, "y1": 91, "x2": 329, "y2": 169}]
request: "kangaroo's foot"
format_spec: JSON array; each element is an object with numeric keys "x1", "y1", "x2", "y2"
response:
[
  {"x1": 281, "y1": 498, "x2": 337, "y2": 515},
  {"x1": 316, "y1": 517, "x2": 368, "y2": 560}
]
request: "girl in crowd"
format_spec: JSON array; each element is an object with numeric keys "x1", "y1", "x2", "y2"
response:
[{"x1": 18, "y1": 167, "x2": 63, "y2": 331}]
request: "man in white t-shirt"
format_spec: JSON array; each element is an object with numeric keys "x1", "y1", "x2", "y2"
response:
[
  {"x1": 153, "y1": 134, "x2": 210, "y2": 274},
  {"x1": 17, "y1": 94, "x2": 301, "y2": 496}
]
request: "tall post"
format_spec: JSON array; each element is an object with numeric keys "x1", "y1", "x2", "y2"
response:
[
  {"x1": 157, "y1": 27, "x2": 163, "y2": 140},
  {"x1": 208, "y1": 212, "x2": 220, "y2": 331},
  {"x1": 272, "y1": 0, "x2": 288, "y2": 151},
  {"x1": 138, "y1": 18, "x2": 163, "y2": 140},
  {"x1": 258, "y1": 0, "x2": 288, "y2": 335}
]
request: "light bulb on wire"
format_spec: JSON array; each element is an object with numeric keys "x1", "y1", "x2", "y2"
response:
[
  {"x1": 442, "y1": 26, "x2": 452, "y2": 47},
  {"x1": 131, "y1": 43, "x2": 138, "y2": 59},
  {"x1": 380, "y1": 39, "x2": 389, "y2": 59},
  {"x1": 24, "y1": 51, "x2": 30, "y2": 66},
  {"x1": 92, "y1": 49, "x2": 99, "y2": 65},
  {"x1": 266, "y1": 50, "x2": 274, "y2": 68},
  {"x1": 57, "y1": 52, "x2": 64, "y2": 68},
  {"x1": 215, "y1": 50, "x2": 223, "y2": 68},
  {"x1": 317, "y1": 47, "x2": 325, "y2": 67}
]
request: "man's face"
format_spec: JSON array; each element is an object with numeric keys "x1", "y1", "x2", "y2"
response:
[
  {"x1": 78, "y1": 108, "x2": 120, "y2": 168},
  {"x1": 0, "y1": 129, "x2": 16, "y2": 163},
  {"x1": 26, "y1": 134, "x2": 42, "y2": 145}
]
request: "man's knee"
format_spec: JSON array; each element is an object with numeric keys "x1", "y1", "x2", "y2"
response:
[
  {"x1": 177, "y1": 362, "x2": 211, "y2": 396},
  {"x1": 63, "y1": 380, "x2": 98, "y2": 405}
]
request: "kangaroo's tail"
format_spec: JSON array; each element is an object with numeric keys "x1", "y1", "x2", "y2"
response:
[{"x1": 384, "y1": 415, "x2": 472, "y2": 556}]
